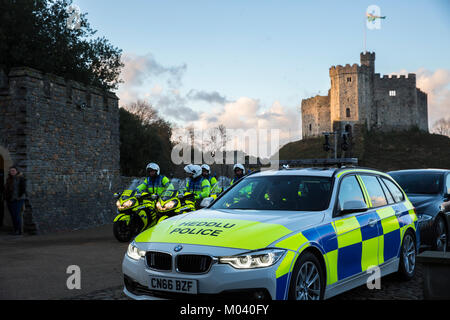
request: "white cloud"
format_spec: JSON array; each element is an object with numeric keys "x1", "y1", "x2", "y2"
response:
[
  {"x1": 415, "y1": 68, "x2": 450, "y2": 125},
  {"x1": 186, "y1": 97, "x2": 301, "y2": 156}
]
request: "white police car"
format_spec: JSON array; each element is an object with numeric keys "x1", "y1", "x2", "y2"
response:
[{"x1": 122, "y1": 167, "x2": 418, "y2": 300}]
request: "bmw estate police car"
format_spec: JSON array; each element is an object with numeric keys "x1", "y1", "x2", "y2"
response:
[{"x1": 122, "y1": 167, "x2": 418, "y2": 300}]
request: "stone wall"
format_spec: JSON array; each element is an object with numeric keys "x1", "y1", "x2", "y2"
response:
[
  {"x1": 0, "y1": 67, "x2": 121, "y2": 233},
  {"x1": 373, "y1": 74, "x2": 427, "y2": 131},
  {"x1": 301, "y1": 95, "x2": 330, "y2": 139}
]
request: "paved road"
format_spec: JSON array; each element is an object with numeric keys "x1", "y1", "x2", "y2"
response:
[
  {"x1": 0, "y1": 224, "x2": 424, "y2": 300},
  {"x1": 0, "y1": 224, "x2": 128, "y2": 300}
]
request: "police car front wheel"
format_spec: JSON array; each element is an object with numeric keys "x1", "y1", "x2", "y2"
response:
[{"x1": 288, "y1": 252, "x2": 325, "y2": 300}]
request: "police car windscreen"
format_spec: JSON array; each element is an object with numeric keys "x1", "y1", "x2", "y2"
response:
[{"x1": 211, "y1": 176, "x2": 332, "y2": 211}]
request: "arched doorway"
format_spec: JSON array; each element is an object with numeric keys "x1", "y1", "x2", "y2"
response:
[{"x1": 0, "y1": 146, "x2": 13, "y2": 229}]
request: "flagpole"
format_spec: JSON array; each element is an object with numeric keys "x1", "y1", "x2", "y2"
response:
[{"x1": 363, "y1": 14, "x2": 367, "y2": 53}]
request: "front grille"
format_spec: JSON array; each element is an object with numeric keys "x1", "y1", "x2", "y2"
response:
[
  {"x1": 176, "y1": 254, "x2": 212, "y2": 273},
  {"x1": 146, "y1": 251, "x2": 172, "y2": 271}
]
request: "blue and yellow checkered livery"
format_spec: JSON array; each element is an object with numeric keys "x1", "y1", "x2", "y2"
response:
[{"x1": 272, "y1": 170, "x2": 418, "y2": 300}]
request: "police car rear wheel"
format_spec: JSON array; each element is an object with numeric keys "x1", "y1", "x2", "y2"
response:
[
  {"x1": 398, "y1": 230, "x2": 416, "y2": 281},
  {"x1": 289, "y1": 252, "x2": 324, "y2": 300}
]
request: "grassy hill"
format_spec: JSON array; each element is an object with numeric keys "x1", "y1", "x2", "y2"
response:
[{"x1": 278, "y1": 129, "x2": 450, "y2": 171}]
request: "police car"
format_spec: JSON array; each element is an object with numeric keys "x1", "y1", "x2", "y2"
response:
[{"x1": 122, "y1": 167, "x2": 418, "y2": 300}]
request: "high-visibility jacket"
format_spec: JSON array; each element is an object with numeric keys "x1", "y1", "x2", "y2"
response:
[
  {"x1": 208, "y1": 176, "x2": 218, "y2": 187},
  {"x1": 184, "y1": 177, "x2": 211, "y2": 200},
  {"x1": 230, "y1": 175, "x2": 244, "y2": 186},
  {"x1": 137, "y1": 175, "x2": 171, "y2": 196}
]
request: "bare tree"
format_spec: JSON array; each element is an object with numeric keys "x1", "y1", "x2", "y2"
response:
[
  {"x1": 122, "y1": 100, "x2": 158, "y2": 125},
  {"x1": 432, "y1": 118, "x2": 450, "y2": 137}
]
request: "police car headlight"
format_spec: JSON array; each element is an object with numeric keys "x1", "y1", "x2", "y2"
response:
[
  {"x1": 127, "y1": 242, "x2": 146, "y2": 260},
  {"x1": 218, "y1": 249, "x2": 285, "y2": 269}
]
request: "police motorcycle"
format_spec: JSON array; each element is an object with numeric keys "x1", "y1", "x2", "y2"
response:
[
  {"x1": 155, "y1": 185, "x2": 197, "y2": 223},
  {"x1": 113, "y1": 179, "x2": 159, "y2": 242}
]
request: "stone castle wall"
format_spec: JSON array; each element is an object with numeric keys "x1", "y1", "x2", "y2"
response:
[
  {"x1": 0, "y1": 67, "x2": 121, "y2": 233},
  {"x1": 301, "y1": 95, "x2": 330, "y2": 138}
]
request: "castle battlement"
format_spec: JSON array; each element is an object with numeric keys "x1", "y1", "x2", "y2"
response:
[
  {"x1": 3, "y1": 67, "x2": 118, "y2": 112},
  {"x1": 329, "y1": 63, "x2": 359, "y2": 76},
  {"x1": 374, "y1": 73, "x2": 417, "y2": 88}
]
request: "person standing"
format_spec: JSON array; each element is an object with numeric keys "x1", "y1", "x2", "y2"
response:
[{"x1": 4, "y1": 166, "x2": 26, "y2": 235}]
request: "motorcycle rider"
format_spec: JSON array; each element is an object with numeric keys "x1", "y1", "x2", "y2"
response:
[
  {"x1": 136, "y1": 163, "x2": 172, "y2": 196},
  {"x1": 230, "y1": 163, "x2": 246, "y2": 186},
  {"x1": 183, "y1": 164, "x2": 211, "y2": 202},
  {"x1": 201, "y1": 164, "x2": 218, "y2": 188}
]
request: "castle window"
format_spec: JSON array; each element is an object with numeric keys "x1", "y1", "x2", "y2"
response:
[
  {"x1": 347, "y1": 77, "x2": 352, "y2": 83},
  {"x1": 389, "y1": 90, "x2": 396, "y2": 97},
  {"x1": 309, "y1": 124, "x2": 312, "y2": 132},
  {"x1": 346, "y1": 108, "x2": 351, "y2": 118}
]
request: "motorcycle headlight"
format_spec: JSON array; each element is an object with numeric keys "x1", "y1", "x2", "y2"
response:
[
  {"x1": 127, "y1": 242, "x2": 146, "y2": 260},
  {"x1": 218, "y1": 249, "x2": 285, "y2": 269},
  {"x1": 164, "y1": 200, "x2": 177, "y2": 210},
  {"x1": 122, "y1": 199, "x2": 136, "y2": 209},
  {"x1": 157, "y1": 200, "x2": 178, "y2": 211}
]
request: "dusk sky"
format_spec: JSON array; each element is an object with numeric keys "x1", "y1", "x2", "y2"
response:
[{"x1": 75, "y1": 0, "x2": 450, "y2": 147}]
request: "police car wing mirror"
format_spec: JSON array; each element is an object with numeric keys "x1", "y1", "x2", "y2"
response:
[
  {"x1": 199, "y1": 197, "x2": 214, "y2": 209},
  {"x1": 340, "y1": 200, "x2": 368, "y2": 215},
  {"x1": 113, "y1": 193, "x2": 120, "y2": 199}
]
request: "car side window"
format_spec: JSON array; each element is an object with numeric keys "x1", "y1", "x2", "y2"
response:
[
  {"x1": 446, "y1": 174, "x2": 450, "y2": 195},
  {"x1": 382, "y1": 178, "x2": 405, "y2": 203},
  {"x1": 338, "y1": 176, "x2": 366, "y2": 211},
  {"x1": 360, "y1": 175, "x2": 388, "y2": 208},
  {"x1": 378, "y1": 177, "x2": 394, "y2": 204}
]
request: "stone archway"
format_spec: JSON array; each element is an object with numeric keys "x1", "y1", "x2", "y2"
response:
[{"x1": 0, "y1": 145, "x2": 14, "y2": 229}]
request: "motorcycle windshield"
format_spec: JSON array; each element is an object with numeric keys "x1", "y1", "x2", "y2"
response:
[
  {"x1": 121, "y1": 179, "x2": 144, "y2": 200},
  {"x1": 160, "y1": 187, "x2": 178, "y2": 201},
  {"x1": 211, "y1": 182, "x2": 222, "y2": 194}
]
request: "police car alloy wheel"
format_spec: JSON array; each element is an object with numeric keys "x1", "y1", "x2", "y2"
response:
[
  {"x1": 398, "y1": 231, "x2": 416, "y2": 280},
  {"x1": 289, "y1": 252, "x2": 324, "y2": 300}
]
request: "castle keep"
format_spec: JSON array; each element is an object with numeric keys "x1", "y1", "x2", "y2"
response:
[
  {"x1": 0, "y1": 67, "x2": 121, "y2": 233},
  {"x1": 301, "y1": 52, "x2": 428, "y2": 139}
]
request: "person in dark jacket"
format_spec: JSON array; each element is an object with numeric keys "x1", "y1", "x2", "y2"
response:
[{"x1": 4, "y1": 166, "x2": 26, "y2": 235}]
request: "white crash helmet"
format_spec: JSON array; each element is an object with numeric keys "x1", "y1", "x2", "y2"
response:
[
  {"x1": 201, "y1": 164, "x2": 211, "y2": 174},
  {"x1": 146, "y1": 163, "x2": 160, "y2": 175},
  {"x1": 233, "y1": 163, "x2": 245, "y2": 175},
  {"x1": 184, "y1": 164, "x2": 202, "y2": 179}
]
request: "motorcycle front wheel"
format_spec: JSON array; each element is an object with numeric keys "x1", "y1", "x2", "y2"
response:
[{"x1": 113, "y1": 220, "x2": 134, "y2": 243}]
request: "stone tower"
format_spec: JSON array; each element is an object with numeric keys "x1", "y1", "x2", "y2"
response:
[{"x1": 301, "y1": 52, "x2": 428, "y2": 139}]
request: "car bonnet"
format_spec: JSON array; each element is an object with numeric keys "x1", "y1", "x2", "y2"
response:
[{"x1": 134, "y1": 208, "x2": 325, "y2": 250}]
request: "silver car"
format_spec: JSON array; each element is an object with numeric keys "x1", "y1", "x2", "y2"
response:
[{"x1": 122, "y1": 167, "x2": 418, "y2": 300}]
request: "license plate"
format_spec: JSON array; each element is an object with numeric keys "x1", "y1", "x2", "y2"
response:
[{"x1": 149, "y1": 276, "x2": 198, "y2": 294}]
